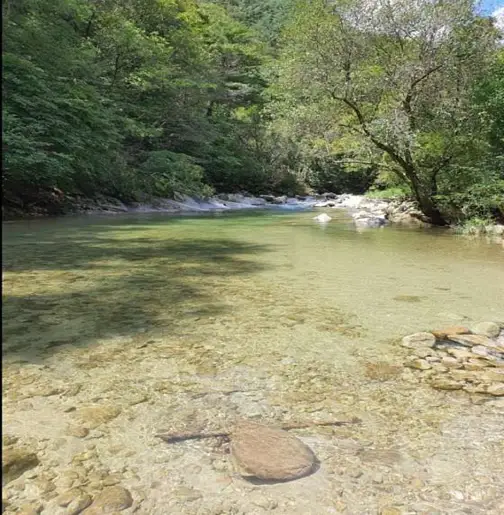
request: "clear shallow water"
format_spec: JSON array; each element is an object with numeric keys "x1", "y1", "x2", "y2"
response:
[{"x1": 2, "y1": 209, "x2": 504, "y2": 514}]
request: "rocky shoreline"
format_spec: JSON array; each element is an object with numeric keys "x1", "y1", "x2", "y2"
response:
[
  {"x1": 4, "y1": 190, "x2": 504, "y2": 245},
  {"x1": 401, "y1": 322, "x2": 504, "y2": 397},
  {"x1": 314, "y1": 194, "x2": 504, "y2": 245}
]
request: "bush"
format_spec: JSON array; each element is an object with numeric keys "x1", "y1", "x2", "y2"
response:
[{"x1": 435, "y1": 179, "x2": 504, "y2": 223}]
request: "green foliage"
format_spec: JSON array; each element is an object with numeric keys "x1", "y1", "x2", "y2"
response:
[
  {"x1": 366, "y1": 187, "x2": 410, "y2": 201},
  {"x1": 436, "y1": 178, "x2": 504, "y2": 222},
  {"x1": 3, "y1": 0, "x2": 503, "y2": 223},
  {"x1": 455, "y1": 217, "x2": 495, "y2": 235},
  {"x1": 2, "y1": 0, "x2": 274, "y2": 211},
  {"x1": 272, "y1": 0, "x2": 502, "y2": 224},
  {"x1": 139, "y1": 151, "x2": 214, "y2": 198}
]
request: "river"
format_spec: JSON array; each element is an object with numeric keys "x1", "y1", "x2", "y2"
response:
[{"x1": 2, "y1": 209, "x2": 504, "y2": 514}]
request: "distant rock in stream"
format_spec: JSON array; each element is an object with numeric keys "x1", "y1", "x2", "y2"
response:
[{"x1": 313, "y1": 213, "x2": 332, "y2": 223}]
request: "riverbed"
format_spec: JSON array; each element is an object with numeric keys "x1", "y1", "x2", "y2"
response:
[{"x1": 2, "y1": 209, "x2": 504, "y2": 514}]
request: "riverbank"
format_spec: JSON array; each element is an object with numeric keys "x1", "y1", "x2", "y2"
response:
[
  {"x1": 4, "y1": 190, "x2": 503, "y2": 246},
  {"x1": 1, "y1": 192, "x2": 317, "y2": 220},
  {"x1": 314, "y1": 194, "x2": 504, "y2": 245}
]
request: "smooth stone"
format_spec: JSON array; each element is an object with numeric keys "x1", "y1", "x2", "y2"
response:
[
  {"x1": 472, "y1": 322, "x2": 501, "y2": 338},
  {"x1": 430, "y1": 378, "x2": 464, "y2": 391},
  {"x1": 82, "y1": 486, "x2": 132, "y2": 513},
  {"x1": 313, "y1": 213, "x2": 332, "y2": 223},
  {"x1": 76, "y1": 405, "x2": 121, "y2": 430},
  {"x1": 66, "y1": 426, "x2": 90, "y2": 439},
  {"x1": 401, "y1": 332, "x2": 436, "y2": 349},
  {"x1": 441, "y1": 356, "x2": 463, "y2": 369},
  {"x1": 230, "y1": 420, "x2": 316, "y2": 481},
  {"x1": 431, "y1": 326, "x2": 470, "y2": 340},
  {"x1": 405, "y1": 359, "x2": 431, "y2": 370},
  {"x1": 471, "y1": 346, "x2": 490, "y2": 357},
  {"x1": 448, "y1": 370, "x2": 480, "y2": 382},
  {"x1": 18, "y1": 503, "x2": 43, "y2": 515}
]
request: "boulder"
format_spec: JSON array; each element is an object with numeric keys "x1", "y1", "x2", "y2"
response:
[{"x1": 230, "y1": 420, "x2": 316, "y2": 481}]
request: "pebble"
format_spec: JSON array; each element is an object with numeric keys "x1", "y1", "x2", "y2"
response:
[
  {"x1": 67, "y1": 493, "x2": 93, "y2": 515},
  {"x1": 81, "y1": 486, "x2": 132, "y2": 513},
  {"x1": 66, "y1": 426, "x2": 90, "y2": 439},
  {"x1": 432, "y1": 326, "x2": 470, "y2": 340},
  {"x1": 405, "y1": 359, "x2": 431, "y2": 370}
]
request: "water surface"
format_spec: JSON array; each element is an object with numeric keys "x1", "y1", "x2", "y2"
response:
[{"x1": 2, "y1": 209, "x2": 504, "y2": 514}]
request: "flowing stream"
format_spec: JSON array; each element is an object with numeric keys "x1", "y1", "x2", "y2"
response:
[{"x1": 2, "y1": 209, "x2": 504, "y2": 514}]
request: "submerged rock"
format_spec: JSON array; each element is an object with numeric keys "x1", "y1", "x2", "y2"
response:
[
  {"x1": 353, "y1": 215, "x2": 386, "y2": 228},
  {"x1": 401, "y1": 332, "x2": 436, "y2": 349},
  {"x1": 82, "y1": 486, "x2": 132, "y2": 514},
  {"x1": 230, "y1": 420, "x2": 317, "y2": 481},
  {"x1": 313, "y1": 213, "x2": 332, "y2": 223}
]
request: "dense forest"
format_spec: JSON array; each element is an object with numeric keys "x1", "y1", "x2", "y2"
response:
[{"x1": 3, "y1": 0, "x2": 504, "y2": 224}]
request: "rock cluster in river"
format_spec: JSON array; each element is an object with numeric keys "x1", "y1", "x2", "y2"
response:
[
  {"x1": 401, "y1": 322, "x2": 504, "y2": 396},
  {"x1": 315, "y1": 194, "x2": 429, "y2": 228}
]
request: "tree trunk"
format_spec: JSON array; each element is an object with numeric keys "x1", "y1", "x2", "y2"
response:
[
  {"x1": 417, "y1": 197, "x2": 447, "y2": 226},
  {"x1": 405, "y1": 169, "x2": 447, "y2": 226}
]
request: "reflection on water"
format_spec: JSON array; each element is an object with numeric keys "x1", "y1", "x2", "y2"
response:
[{"x1": 2, "y1": 209, "x2": 504, "y2": 514}]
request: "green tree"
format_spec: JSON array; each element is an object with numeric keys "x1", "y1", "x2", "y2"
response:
[{"x1": 274, "y1": 0, "x2": 500, "y2": 224}]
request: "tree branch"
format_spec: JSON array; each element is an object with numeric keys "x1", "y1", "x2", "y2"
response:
[
  {"x1": 330, "y1": 92, "x2": 412, "y2": 173},
  {"x1": 403, "y1": 64, "x2": 443, "y2": 130}
]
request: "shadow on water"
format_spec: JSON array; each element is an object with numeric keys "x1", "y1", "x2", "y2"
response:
[{"x1": 2, "y1": 218, "x2": 274, "y2": 361}]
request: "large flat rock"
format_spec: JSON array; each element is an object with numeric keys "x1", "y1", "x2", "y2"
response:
[{"x1": 231, "y1": 421, "x2": 317, "y2": 481}]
